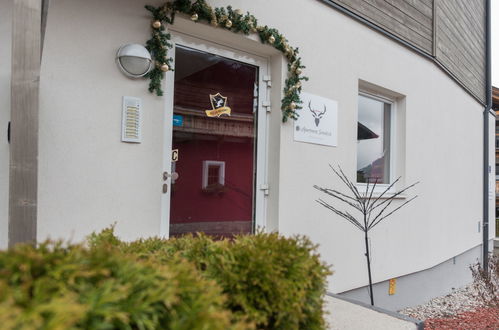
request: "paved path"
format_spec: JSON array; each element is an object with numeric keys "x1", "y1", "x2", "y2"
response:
[{"x1": 324, "y1": 295, "x2": 422, "y2": 330}]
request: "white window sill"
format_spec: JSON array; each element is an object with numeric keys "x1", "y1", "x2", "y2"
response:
[
  {"x1": 355, "y1": 185, "x2": 407, "y2": 200},
  {"x1": 358, "y1": 192, "x2": 407, "y2": 200}
]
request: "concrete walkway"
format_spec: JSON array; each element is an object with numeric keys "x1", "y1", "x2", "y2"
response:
[{"x1": 324, "y1": 295, "x2": 423, "y2": 330}]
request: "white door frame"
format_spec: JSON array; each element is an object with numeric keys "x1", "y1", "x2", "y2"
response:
[{"x1": 159, "y1": 31, "x2": 270, "y2": 237}]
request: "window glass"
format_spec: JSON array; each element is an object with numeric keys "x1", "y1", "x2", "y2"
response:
[
  {"x1": 207, "y1": 165, "x2": 220, "y2": 186},
  {"x1": 170, "y1": 45, "x2": 258, "y2": 238},
  {"x1": 357, "y1": 94, "x2": 391, "y2": 184}
]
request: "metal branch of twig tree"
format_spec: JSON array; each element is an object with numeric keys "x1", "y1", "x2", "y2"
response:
[{"x1": 314, "y1": 165, "x2": 419, "y2": 306}]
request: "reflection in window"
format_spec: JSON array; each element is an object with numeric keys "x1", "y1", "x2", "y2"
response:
[
  {"x1": 357, "y1": 94, "x2": 391, "y2": 184},
  {"x1": 202, "y1": 160, "x2": 225, "y2": 189},
  {"x1": 170, "y1": 45, "x2": 258, "y2": 238}
]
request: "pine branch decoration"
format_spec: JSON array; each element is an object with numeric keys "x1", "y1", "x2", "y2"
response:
[{"x1": 145, "y1": 0, "x2": 308, "y2": 122}]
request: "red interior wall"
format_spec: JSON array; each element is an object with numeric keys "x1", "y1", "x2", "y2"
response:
[{"x1": 170, "y1": 138, "x2": 254, "y2": 223}]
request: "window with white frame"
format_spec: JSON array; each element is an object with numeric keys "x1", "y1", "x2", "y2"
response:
[
  {"x1": 356, "y1": 93, "x2": 393, "y2": 184},
  {"x1": 202, "y1": 161, "x2": 225, "y2": 188}
]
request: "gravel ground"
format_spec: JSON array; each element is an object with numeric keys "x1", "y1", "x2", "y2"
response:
[
  {"x1": 424, "y1": 307, "x2": 499, "y2": 329},
  {"x1": 398, "y1": 284, "x2": 485, "y2": 320},
  {"x1": 399, "y1": 284, "x2": 499, "y2": 329}
]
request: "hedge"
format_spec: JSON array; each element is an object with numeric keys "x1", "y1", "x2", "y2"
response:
[{"x1": 0, "y1": 228, "x2": 332, "y2": 329}]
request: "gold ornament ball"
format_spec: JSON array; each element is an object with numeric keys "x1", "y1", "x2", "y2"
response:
[
  {"x1": 268, "y1": 35, "x2": 276, "y2": 44},
  {"x1": 191, "y1": 13, "x2": 199, "y2": 21},
  {"x1": 289, "y1": 102, "x2": 297, "y2": 110},
  {"x1": 296, "y1": 82, "x2": 302, "y2": 89},
  {"x1": 296, "y1": 68, "x2": 302, "y2": 75},
  {"x1": 225, "y1": 20, "x2": 232, "y2": 28},
  {"x1": 160, "y1": 63, "x2": 169, "y2": 72},
  {"x1": 152, "y1": 20, "x2": 162, "y2": 29},
  {"x1": 235, "y1": 8, "x2": 243, "y2": 15}
]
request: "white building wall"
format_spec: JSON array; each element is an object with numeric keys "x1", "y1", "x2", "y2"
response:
[
  {"x1": 38, "y1": 0, "x2": 166, "y2": 242},
  {"x1": 216, "y1": 0, "x2": 486, "y2": 293},
  {"x1": 0, "y1": 0, "x2": 12, "y2": 250},
  {"x1": 36, "y1": 0, "x2": 492, "y2": 294}
]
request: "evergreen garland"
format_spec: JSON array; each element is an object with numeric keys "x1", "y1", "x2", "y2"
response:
[{"x1": 145, "y1": 0, "x2": 308, "y2": 122}]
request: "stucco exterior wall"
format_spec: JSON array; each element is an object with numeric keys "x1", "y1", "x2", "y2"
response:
[
  {"x1": 38, "y1": 0, "x2": 167, "y2": 242},
  {"x1": 36, "y1": 0, "x2": 492, "y2": 295},
  {"x1": 0, "y1": 0, "x2": 12, "y2": 250}
]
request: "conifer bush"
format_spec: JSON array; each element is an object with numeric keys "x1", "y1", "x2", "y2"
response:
[
  {"x1": 0, "y1": 241, "x2": 243, "y2": 330},
  {"x1": 91, "y1": 229, "x2": 332, "y2": 329},
  {"x1": 0, "y1": 228, "x2": 331, "y2": 329}
]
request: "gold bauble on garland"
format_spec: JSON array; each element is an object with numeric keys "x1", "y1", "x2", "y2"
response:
[
  {"x1": 160, "y1": 63, "x2": 169, "y2": 72},
  {"x1": 144, "y1": 1, "x2": 309, "y2": 122},
  {"x1": 152, "y1": 20, "x2": 162, "y2": 29}
]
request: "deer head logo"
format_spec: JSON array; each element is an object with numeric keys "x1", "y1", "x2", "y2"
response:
[{"x1": 308, "y1": 101, "x2": 327, "y2": 127}]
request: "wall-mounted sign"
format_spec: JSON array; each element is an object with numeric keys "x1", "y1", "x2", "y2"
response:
[
  {"x1": 205, "y1": 93, "x2": 231, "y2": 117},
  {"x1": 173, "y1": 114, "x2": 183, "y2": 127},
  {"x1": 293, "y1": 92, "x2": 338, "y2": 147},
  {"x1": 172, "y1": 149, "x2": 179, "y2": 162},
  {"x1": 389, "y1": 278, "x2": 396, "y2": 295}
]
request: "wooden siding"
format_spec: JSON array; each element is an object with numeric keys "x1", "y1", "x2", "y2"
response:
[
  {"x1": 330, "y1": 0, "x2": 434, "y2": 53},
  {"x1": 9, "y1": 0, "x2": 41, "y2": 246},
  {"x1": 435, "y1": 0, "x2": 486, "y2": 101},
  {"x1": 324, "y1": 0, "x2": 486, "y2": 103}
]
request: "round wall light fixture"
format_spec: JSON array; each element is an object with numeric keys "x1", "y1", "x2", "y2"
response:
[{"x1": 116, "y1": 44, "x2": 153, "y2": 78}]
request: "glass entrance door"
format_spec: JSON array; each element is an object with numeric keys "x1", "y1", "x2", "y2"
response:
[{"x1": 169, "y1": 45, "x2": 259, "y2": 237}]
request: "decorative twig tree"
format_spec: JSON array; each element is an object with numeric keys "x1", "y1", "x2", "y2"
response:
[{"x1": 314, "y1": 165, "x2": 419, "y2": 306}]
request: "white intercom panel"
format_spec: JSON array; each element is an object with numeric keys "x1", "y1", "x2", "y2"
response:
[{"x1": 121, "y1": 96, "x2": 142, "y2": 143}]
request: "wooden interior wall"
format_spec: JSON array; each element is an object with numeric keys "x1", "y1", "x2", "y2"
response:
[{"x1": 325, "y1": 0, "x2": 486, "y2": 103}]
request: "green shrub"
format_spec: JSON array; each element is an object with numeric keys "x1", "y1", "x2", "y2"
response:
[
  {"x1": 208, "y1": 233, "x2": 331, "y2": 330},
  {"x1": 0, "y1": 241, "x2": 245, "y2": 330},
  {"x1": 91, "y1": 230, "x2": 332, "y2": 329},
  {"x1": 1, "y1": 229, "x2": 331, "y2": 329}
]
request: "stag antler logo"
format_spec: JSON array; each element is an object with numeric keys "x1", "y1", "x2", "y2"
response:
[{"x1": 308, "y1": 101, "x2": 327, "y2": 127}]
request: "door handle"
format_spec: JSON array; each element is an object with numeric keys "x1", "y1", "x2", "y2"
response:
[{"x1": 163, "y1": 171, "x2": 179, "y2": 181}]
